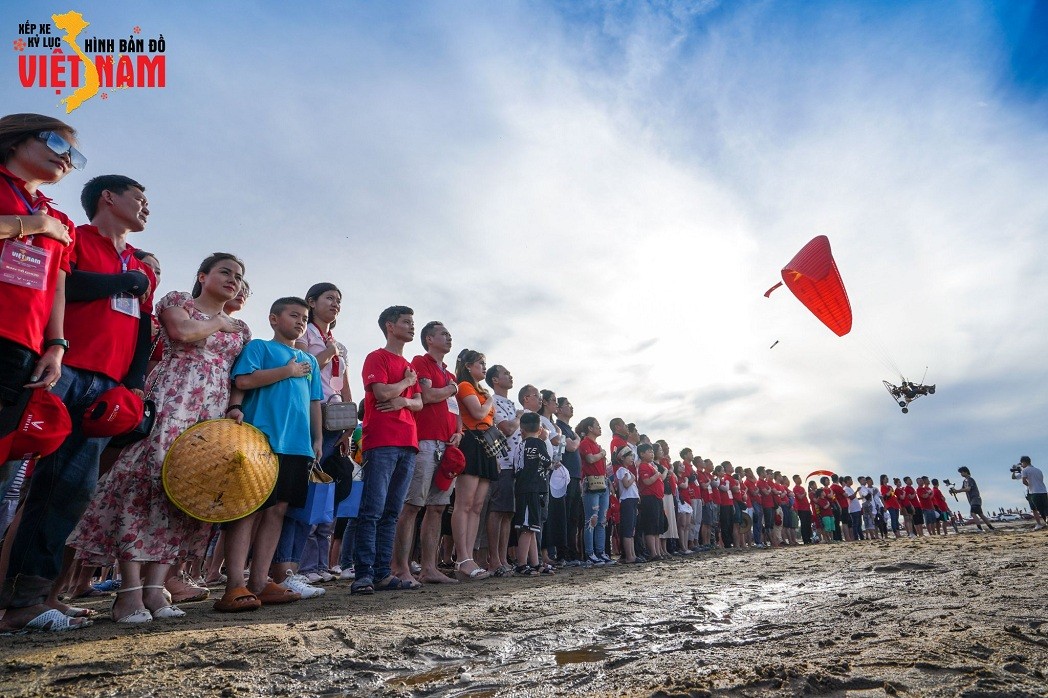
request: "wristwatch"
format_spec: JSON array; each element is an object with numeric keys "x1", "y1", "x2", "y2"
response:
[{"x1": 44, "y1": 338, "x2": 70, "y2": 351}]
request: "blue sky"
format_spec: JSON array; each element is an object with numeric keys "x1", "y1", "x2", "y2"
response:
[{"x1": 4, "y1": 1, "x2": 1046, "y2": 509}]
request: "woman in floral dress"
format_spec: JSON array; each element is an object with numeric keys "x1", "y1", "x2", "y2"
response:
[{"x1": 67, "y1": 253, "x2": 249, "y2": 623}]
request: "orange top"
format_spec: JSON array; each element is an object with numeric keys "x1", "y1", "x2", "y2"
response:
[{"x1": 457, "y1": 381, "x2": 494, "y2": 430}]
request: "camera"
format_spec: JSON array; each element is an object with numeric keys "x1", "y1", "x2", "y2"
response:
[{"x1": 1010, "y1": 463, "x2": 1023, "y2": 479}]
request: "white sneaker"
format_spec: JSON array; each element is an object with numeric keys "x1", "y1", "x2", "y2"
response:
[
  {"x1": 329, "y1": 565, "x2": 342, "y2": 576},
  {"x1": 318, "y1": 570, "x2": 335, "y2": 582},
  {"x1": 339, "y1": 566, "x2": 355, "y2": 580},
  {"x1": 1033, "y1": 524, "x2": 1045, "y2": 531},
  {"x1": 281, "y1": 571, "x2": 325, "y2": 598},
  {"x1": 304, "y1": 571, "x2": 325, "y2": 584},
  {"x1": 410, "y1": 561, "x2": 422, "y2": 575}
]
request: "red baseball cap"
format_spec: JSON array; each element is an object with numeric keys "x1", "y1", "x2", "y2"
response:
[
  {"x1": 433, "y1": 444, "x2": 466, "y2": 492},
  {"x1": 82, "y1": 386, "x2": 145, "y2": 438},
  {"x1": 0, "y1": 389, "x2": 72, "y2": 462}
]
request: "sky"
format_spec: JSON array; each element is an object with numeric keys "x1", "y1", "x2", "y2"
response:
[{"x1": 4, "y1": 0, "x2": 1046, "y2": 510}]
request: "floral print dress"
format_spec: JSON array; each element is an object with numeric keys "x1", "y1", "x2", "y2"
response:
[{"x1": 68, "y1": 291, "x2": 250, "y2": 564}]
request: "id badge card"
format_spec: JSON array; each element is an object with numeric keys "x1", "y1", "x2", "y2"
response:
[
  {"x1": 446, "y1": 395, "x2": 460, "y2": 415},
  {"x1": 330, "y1": 372, "x2": 344, "y2": 392},
  {"x1": 111, "y1": 292, "x2": 141, "y2": 318},
  {"x1": 0, "y1": 239, "x2": 50, "y2": 291}
]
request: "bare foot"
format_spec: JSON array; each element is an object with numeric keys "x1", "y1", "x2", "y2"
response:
[
  {"x1": 0, "y1": 603, "x2": 91, "y2": 631},
  {"x1": 419, "y1": 569, "x2": 458, "y2": 584}
]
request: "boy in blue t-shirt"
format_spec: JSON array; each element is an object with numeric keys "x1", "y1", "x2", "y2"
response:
[{"x1": 214, "y1": 297, "x2": 323, "y2": 613}]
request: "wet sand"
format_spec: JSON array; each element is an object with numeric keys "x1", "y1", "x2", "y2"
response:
[{"x1": 2, "y1": 524, "x2": 1046, "y2": 697}]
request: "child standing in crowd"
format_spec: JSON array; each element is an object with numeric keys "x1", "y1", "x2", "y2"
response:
[
  {"x1": 216, "y1": 297, "x2": 323, "y2": 612},
  {"x1": 512, "y1": 412, "x2": 551, "y2": 575}
]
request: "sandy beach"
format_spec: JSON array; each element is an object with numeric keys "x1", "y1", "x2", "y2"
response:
[{"x1": 2, "y1": 524, "x2": 1046, "y2": 697}]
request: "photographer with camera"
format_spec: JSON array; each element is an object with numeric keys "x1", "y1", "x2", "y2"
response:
[
  {"x1": 1014, "y1": 456, "x2": 1047, "y2": 531},
  {"x1": 949, "y1": 467, "x2": 995, "y2": 531}
]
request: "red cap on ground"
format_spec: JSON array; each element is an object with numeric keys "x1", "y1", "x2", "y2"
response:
[
  {"x1": 0, "y1": 389, "x2": 72, "y2": 462},
  {"x1": 81, "y1": 386, "x2": 145, "y2": 438},
  {"x1": 433, "y1": 444, "x2": 467, "y2": 491}
]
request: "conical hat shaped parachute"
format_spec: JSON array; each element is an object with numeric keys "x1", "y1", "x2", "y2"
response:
[{"x1": 765, "y1": 236, "x2": 852, "y2": 337}]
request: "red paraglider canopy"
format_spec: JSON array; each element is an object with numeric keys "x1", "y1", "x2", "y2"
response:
[
  {"x1": 805, "y1": 469, "x2": 836, "y2": 481},
  {"x1": 765, "y1": 236, "x2": 852, "y2": 337}
]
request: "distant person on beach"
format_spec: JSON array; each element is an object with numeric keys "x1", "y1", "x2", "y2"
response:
[
  {"x1": 1018, "y1": 456, "x2": 1047, "y2": 530},
  {"x1": 950, "y1": 467, "x2": 995, "y2": 531}
]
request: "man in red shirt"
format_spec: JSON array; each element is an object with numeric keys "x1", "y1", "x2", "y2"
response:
[
  {"x1": 390, "y1": 321, "x2": 462, "y2": 586},
  {"x1": 931, "y1": 478, "x2": 953, "y2": 536},
  {"x1": 1, "y1": 175, "x2": 156, "y2": 630},
  {"x1": 352, "y1": 306, "x2": 423, "y2": 595},
  {"x1": 916, "y1": 476, "x2": 937, "y2": 536},
  {"x1": 830, "y1": 474, "x2": 851, "y2": 542},
  {"x1": 608, "y1": 418, "x2": 629, "y2": 461}
]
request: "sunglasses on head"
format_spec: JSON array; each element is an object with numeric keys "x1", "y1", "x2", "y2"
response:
[{"x1": 38, "y1": 131, "x2": 87, "y2": 170}]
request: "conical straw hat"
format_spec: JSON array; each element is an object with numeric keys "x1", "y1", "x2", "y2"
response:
[{"x1": 162, "y1": 418, "x2": 278, "y2": 523}]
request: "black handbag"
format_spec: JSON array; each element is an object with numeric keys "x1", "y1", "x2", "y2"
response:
[{"x1": 320, "y1": 444, "x2": 355, "y2": 504}]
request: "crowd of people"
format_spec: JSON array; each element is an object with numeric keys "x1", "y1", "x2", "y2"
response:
[{"x1": 0, "y1": 112, "x2": 1044, "y2": 635}]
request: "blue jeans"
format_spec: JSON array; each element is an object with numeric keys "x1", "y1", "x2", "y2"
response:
[
  {"x1": 338, "y1": 517, "x2": 357, "y2": 570},
  {"x1": 888, "y1": 507, "x2": 900, "y2": 533},
  {"x1": 0, "y1": 366, "x2": 115, "y2": 608},
  {"x1": 582, "y1": 488, "x2": 609, "y2": 556},
  {"x1": 353, "y1": 446, "x2": 415, "y2": 582},
  {"x1": 273, "y1": 517, "x2": 310, "y2": 565}
]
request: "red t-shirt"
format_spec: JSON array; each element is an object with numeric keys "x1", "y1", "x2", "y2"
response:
[
  {"x1": 880, "y1": 484, "x2": 901, "y2": 510},
  {"x1": 579, "y1": 437, "x2": 605, "y2": 478},
  {"x1": 696, "y1": 471, "x2": 711, "y2": 502},
  {"x1": 682, "y1": 460, "x2": 695, "y2": 479},
  {"x1": 62, "y1": 225, "x2": 155, "y2": 381},
  {"x1": 638, "y1": 461, "x2": 663, "y2": 498},
  {"x1": 361, "y1": 348, "x2": 421, "y2": 451},
  {"x1": 0, "y1": 167, "x2": 76, "y2": 353},
  {"x1": 610, "y1": 434, "x2": 628, "y2": 459},
  {"x1": 758, "y1": 479, "x2": 775, "y2": 509},
  {"x1": 410, "y1": 353, "x2": 456, "y2": 442},
  {"x1": 688, "y1": 481, "x2": 701, "y2": 501},
  {"x1": 773, "y1": 481, "x2": 790, "y2": 505},
  {"x1": 831, "y1": 483, "x2": 848, "y2": 510},
  {"x1": 932, "y1": 487, "x2": 949, "y2": 511},
  {"x1": 903, "y1": 485, "x2": 918, "y2": 508},
  {"x1": 916, "y1": 485, "x2": 935, "y2": 511},
  {"x1": 816, "y1": 495, "x2": 834, "y2": 516},
  {"x1": 793, "y1": 485, "x2": 811, "y2": 512},
  {"x1": 666, "y1": 471, "x2": 678, "y2": 498}
]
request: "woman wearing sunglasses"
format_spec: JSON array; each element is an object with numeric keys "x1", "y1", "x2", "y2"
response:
[{"x1": 0, "y1": 114, "x2": 84, "y2": 631}]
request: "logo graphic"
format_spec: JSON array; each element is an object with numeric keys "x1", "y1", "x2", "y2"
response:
[{"x1": 13, "y1": 11, "x2": 167, "y2": 113}]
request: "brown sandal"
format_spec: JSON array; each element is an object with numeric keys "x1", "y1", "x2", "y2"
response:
[
  {"x1": 213, "y1": 586, "x2": 261, "y2": 613},
  {"x1": 256, "y1": 581, "x2": 301, "y2": 605}
]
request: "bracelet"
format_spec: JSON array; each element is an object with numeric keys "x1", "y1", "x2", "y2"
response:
[
  {"x1": 225, "y1": 404, "x2": 243, "y2": 413},
  {"x1": 43, "y1": 338, "x2": 69, "y2": 351},
  {"x1": 14, "y1": 215, "x2": 24, "y2": 239}
]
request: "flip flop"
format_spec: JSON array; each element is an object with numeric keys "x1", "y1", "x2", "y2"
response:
[
  {"x1": 213, "y1": 587, "x2": 261, "y2": 613},
  {"x1": 376, "y1": 576, "x2": 421, "y2": 591},
  {"x1": 14, "y1": 608, "x2": 93, "y2": 632},
  {"x1": 71, "y1": 588, "x2": 110, "y2": 599},
  {"x1": 256, "y1": 582, "x2": 301, "y2": 605},
  {"x1": 350, "y1": 578, "x2": 375, "y2": 595}
]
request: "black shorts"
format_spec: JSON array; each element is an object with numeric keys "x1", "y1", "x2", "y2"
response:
[
  {"x1": 1030, "y1": 492, "x2": 1048, "y2": 518},
  {"x1": 970, "y1": 503, "x2": 984, "y2": 516},
  {"x1": 263, "y1": 453, "x2": 312, "y2": 509},
  {"x1": 638, "y1": 495, "x2": 663, "y2": 535},
  {"x1": 763, "y1": 506, "x2": 776, "y2": 530},
  {"x1": 514, "y1": 491, "x2": 545, "y2": 533},
  {"x1": 462, "y1": 430, "x2": 499, "y2": 480},
  {"x1": 488, "y1": 469, "x2": 516, "y2": 513}
]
